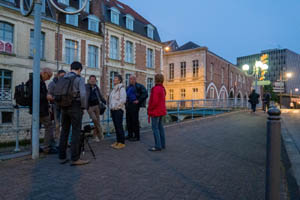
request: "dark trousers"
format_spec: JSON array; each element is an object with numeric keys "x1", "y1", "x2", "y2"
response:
[
  {"x1": 59, "y1": 101, "x2": 82, "y2": 161},
  {"x1": 111, "y1": 109, "x2": 125, "y2": 144},
  {"x1": 263, "y1": 102, "x2": 270, "y2": 112},
  {"x1": 126, "y1": 103, "x2": 140, "y2": 140},
  {"x1": 251, "y1": 103, "x2": 257, "y2": 112}
]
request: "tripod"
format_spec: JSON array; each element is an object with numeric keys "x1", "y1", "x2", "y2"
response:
[{"x1": 80, "y1": 125, "x2": 96, "y2": 159}]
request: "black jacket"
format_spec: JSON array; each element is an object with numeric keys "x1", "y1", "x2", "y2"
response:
[
  {"x1": 126, "y1": 82, "x2": 148, "y2": 108},
  {"x1": 85, "y1": 84, "x2": 106, "y2": 109},
  {"x1": 249, "y1": 92, "x2": 260, "y2": 105},
  {"x1": 26, "y1": 76, "x2": 49, "y2": 117}
]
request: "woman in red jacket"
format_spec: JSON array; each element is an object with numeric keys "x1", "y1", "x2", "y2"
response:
[{"x1": 147, "y1": 74, "x2": 167, "y2": 151}]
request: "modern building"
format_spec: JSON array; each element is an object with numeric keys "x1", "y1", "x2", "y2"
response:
[
  {"x1": 237, "y1": 48, "x2": 300, "y2": 95},
  {"x1": 163, "y1": 41, "x2": 253, "y2": 105}
]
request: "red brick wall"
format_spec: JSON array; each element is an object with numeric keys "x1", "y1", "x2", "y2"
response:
[
  {"x1": 155, "y1": 49, "x2": 161, "y2": 74},
  {"x1": 206, "y1": 52, "x2": 253, "y2": 98},
  {"x1": 105, "y1": 31, "x2": 109, "y2": 63},
  {"x1": 55, "y1": 33, "x2": 62, "y2": 61},
  {"x1": 136, "y1": 71, "x2": 146, "y2": 86},
  {"x1": 121, "y1": 37, "x2": 125, "y2": 66},
  {"x1": 81, "y1": 40, "x2": 86, "y2": 66},
  {"x1": 135, "y1": 43, "x2": 146, "y2": 71}
]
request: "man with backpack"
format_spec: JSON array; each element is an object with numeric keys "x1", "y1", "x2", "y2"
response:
[
  {"x1": 26, "y1": 67, "x2": 57, "y2": 154},
  {"x1": 125, "y1": 75, "x2": 148, "y2": 141},
  {"x1": 54, "y1": 62, "x2": 89, "y2": 166},
  {"x1": 86, "y1": 75, "x2": 106, "y2": 142},
  {"x1": 48, "y1": 70, "x2": 66, "y2": 143}
]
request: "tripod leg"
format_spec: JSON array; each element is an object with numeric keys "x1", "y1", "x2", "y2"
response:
[{"x1": 85, "y1": 138, "x2": 96, "y2": 159}]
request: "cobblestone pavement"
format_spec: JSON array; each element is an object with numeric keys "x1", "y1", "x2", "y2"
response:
[{"x1": 0, "y1": 112, "x2": 288, "y2": 200}]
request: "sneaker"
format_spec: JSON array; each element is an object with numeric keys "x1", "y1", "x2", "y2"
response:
[
  {"x1": 114, "y1": 143, "x2": 125, "y2": 149},
  {"x1": 110, "y1": 142, "x2": 118, "y2": 148},
  {"x1": 70, "y1": 159, "x2": 90, "y2": 166}
]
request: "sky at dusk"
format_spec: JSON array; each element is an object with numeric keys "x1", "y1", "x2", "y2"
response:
[{"x1": 121, "y1": 0, "x2": 300, "y2": 64}]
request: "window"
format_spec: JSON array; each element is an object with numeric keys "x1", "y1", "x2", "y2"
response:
[
  {"x1": 110, "y1": 71, "x2": 118, "y2": 89},
  {"x1": 230, "y1": 72, "x2": 233, "y2": 86},
  {"x1": 126, "y1": 14, "x2": 134, "y2": 31},
  {"x1": 110, "y1": 36, "x2": 119, "y2": 60},
  {"x1": 221, "y1": 68, "x2": 224, "y2": 84},
  {"x1": 30, "y1": 30, "x2": 45, "y2": 59},
  {"x1": 147, "y1": 48, "x2": 153, "y2": 68},
  {"x1": 88, "y1": 45, "x2": 98, "y2": 68},
  {"x1": 180, "y1": 62, "x2": 186, "y2": 79},
  {"x1": 110, "y1": 7, "x2": 120, "y2": 25},
  {"x1": 181, "y1": 89, "x2": 186, "y2": 99},
  {"x1": 80, "y1": 0, "x2": 89, "y2": 13},
  {"x1": 66, "y1": 8, "x2": 78, "y2": 26},
  {"x1": 65, "y1": 39, "x2": 78, "y2": 64},
  {"x1": 2, "y1": 112, "x2": 13, "y2": 124},
  {"x1": 0, "y1": 22, "x2": 13, "y2": 44},
  {"x1": 147, "y1": 78, "x2": 153, "y2": 94},
  {"x1": 88, "y1": 15, "x2": 100, "y2": 32},
  {"x1": 210, "y1": 87, "x2": 214, "y2": 99},
  {"x1": 210, "y1": 63, "x2": 213, "y2": 80},
  {"x1": 169, "y1": 89, "x2": 174, "y2": 100},
  {"x1": 0, "y1": 69, "x2": 12, "y2": 90},
  {"x1": 125, "y1": 41, "x2": 133, "y2": 63},
  {"x1": 193, "y1": 88, "x2": 198, "y2": 99},
  {"x1": 147, "y1": 24, "x2": 154, "y2": 39},
  {"x1": 193, "y1": 60, "x2": 199, "y2": 78},
  {"x1": 125, "y1": 74, "x2": 131, "y2": 88},
  {"x1": 169, "y1": 63, "x2": 174, "y2": 80},
  {"x1": 58, "y1": 0, "x2": 69, "y2": 5}
]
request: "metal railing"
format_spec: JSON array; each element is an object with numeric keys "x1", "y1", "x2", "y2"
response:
[
  {"x1": 166, "y1": 98, "x2": 249, "y2": 122},
  {"x1": 0, "y1": 89, "x2": 12, "y2": 101}
]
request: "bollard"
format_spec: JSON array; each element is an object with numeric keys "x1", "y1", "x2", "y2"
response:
[
  {"x1": 14, "y1": 106, "x2": 20, "y2": 152},
  {"x1": 265, "y1": 107, "x2": 281, "y2": 200}
]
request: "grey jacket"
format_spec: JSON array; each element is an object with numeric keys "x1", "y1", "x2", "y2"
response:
[{"x1": 64, "y1": 72, "x2": 87, "y2": 109}]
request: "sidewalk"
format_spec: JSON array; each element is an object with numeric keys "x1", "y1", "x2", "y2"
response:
[
  {"x1": 0, "y1": 111, "x2": 289, "y2": 200},
  {"x1": 281, "y1": 109, "x2": 300, "y2": 199}
]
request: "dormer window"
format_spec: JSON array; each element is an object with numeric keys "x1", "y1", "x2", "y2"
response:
[
  {"x1": 66, "y1": 7, "x2": 78, "y2": 26},
  {"x1": 58, "y1": 0, "x2": 69, "y2": 6},
  {"x1": 147, "y1": 24, "x2": 154, "y2": 39},
  {"x1": 80, "y1": 0, "x2": 89, "y2": 13},
  {"x1": 88, "y1": 15, "x2": 100, "y2": 33},
  {"x1": 110, "y1": 7, "x2": 120, "y2": 25},
  {"x1": 125, "y1": 14, "x2": 134, "y2": 31}
]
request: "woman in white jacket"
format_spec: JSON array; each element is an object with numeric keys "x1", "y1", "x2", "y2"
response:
[{"x1": 109, "y1": 74, "x2": 127, "y2": 149}]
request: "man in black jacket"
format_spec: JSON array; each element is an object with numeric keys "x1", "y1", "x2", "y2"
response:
[
  {"x1": 86, "y1": 75, "x2": 106, "y2": 142},
  {"x1": 126, "y1": 75, "x2": 148, "y2": 141},
  {"x1": 27, "y1": 67, "x2": 56, "y2": 154}
]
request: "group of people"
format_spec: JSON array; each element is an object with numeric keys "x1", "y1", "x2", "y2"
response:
[
  {"x1": 248, "y1": 89, "x2": 271, "y2": 113},
  {"x1": 26, "y1": 61, "x2": 167, "y2": 166}
]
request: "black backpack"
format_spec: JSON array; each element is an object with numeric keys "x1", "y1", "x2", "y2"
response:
[
  {"x1": 53, "y1": 76, "x2": 77, "y2": 107},
  {"x1": 14, "y1": 82, "x2": 31, "y2": 106}
]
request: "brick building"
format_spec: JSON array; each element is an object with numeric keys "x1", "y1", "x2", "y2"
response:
[{"x1": 163, "y1": 41, "x2": 253, "y2": 103}]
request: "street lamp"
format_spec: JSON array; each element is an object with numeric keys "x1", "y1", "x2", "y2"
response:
[
  {"x1": 20, "y1": 0, "x2": 88, "y2": 159},
  {"x1": 286, "y1": 72, "x2": 292, "y2": 79},
  {"x1": 295, "y1": 88, "x2": 299, "y2": 92},
  {"x1": 242, "y1": 62, "x2": 268, "y2": 91}
]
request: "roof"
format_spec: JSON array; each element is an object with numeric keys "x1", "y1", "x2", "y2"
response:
[
  {"x1": 176, "y1": 41, "x2": 200, "y2": 51},
  {"x1": 101, "y1": 0, "x2": 161, "y2": 42}
]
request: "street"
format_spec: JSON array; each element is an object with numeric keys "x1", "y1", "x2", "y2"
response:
[{"x1": 0, "y1": 112, "x2": 285, "y2": 200}]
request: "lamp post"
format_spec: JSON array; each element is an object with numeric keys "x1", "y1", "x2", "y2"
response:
[
  {"x1": 19, "y1": 0, "x2": 88, "y2": 159},
  {"x1": 242, "y1": 61, "x2": 268, "y2": 91}
]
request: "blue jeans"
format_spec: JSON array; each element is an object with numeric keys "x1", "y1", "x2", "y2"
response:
[{"x1": 151, "y1": 116, "x2": 166, "y2": 149}]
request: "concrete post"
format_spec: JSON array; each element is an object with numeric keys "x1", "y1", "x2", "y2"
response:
[{"x1": 265, "y1": 107, "x2": 281, "y2": 200}]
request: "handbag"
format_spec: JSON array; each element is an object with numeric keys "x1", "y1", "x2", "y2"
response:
[{"x1": 99, "y1": 102, "x2": 106, "y2": 115}]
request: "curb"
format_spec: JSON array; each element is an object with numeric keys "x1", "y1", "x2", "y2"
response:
[{"x1": 281, "y1": 120, "x2": 300, "y2": 199}]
